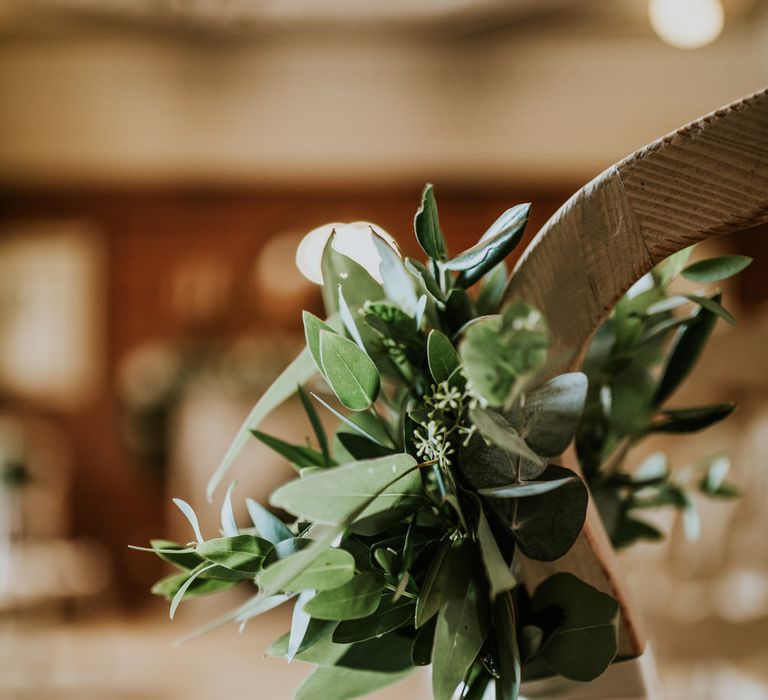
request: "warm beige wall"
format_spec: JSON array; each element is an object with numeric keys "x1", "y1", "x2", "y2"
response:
[{"x1": 1, "y1": 22, "x2": 766, "y2": 185}]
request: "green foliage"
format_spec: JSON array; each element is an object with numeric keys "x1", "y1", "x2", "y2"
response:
[{"x1": 138, "y1": 189, "x2": 747, "y2": 700}]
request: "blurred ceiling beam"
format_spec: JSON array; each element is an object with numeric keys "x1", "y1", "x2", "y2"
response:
[{"x1": 0, "y1": 0, "x2": 766, "y2": 187}]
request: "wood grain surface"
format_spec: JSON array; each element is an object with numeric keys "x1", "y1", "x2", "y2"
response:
[{"x1": 504, "y1": 88, "x2": 768, "y2": 660}]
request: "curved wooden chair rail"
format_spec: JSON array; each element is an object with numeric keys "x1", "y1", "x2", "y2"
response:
[{"x1": 503, "y1": 87, "x2": 768, "y2": 661}]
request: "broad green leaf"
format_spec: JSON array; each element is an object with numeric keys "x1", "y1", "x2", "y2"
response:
[
  {"x1": 682, "y1": 255, "x2": 752, "y2": 283},
  {"x1": 258, "y1": 547, "x2": 355, "y2": 593},
  {"x1": 196, "y1": 535, "x2": 272, "y2": 574},
  {"x1": 427, "y1": 330, "x2": 460, "y2": 384},
  {"x1": 415, "y1": 539, "x2": 452, "y2": 628},
  {"x1": 447, "y1": 204, "x2": 529, "y2": 286},
  {"x1": 172, "y1": 498, "x2": 204, "y2": 544},
  {"x1": 473, "y1": 499, "x2": 516, "y2": 599},
  {"x1": 372, "y1": 231, "x2": 419, "y2": 314},
  {"x1": 478, "y1": 476, "x2": 577, "y2": 499},
  {"x1": 270, "y1": 454, "x2": 422, "y2": 529},
  {"x1": 333, "y1": 595, "x2": 416, "y2": 643},
  {"x1": 320, "y1": 330, "x2": 380, "y2": 411},
  {"x1": 336, "y1": 633, "x2": 416, "y2": 673},
  {"x1": 206, "y1": 346, "x2": 315, "y2": 501},
  {"x1": 298, "y1": 385, "x2": 331, "y2": 467},
  {"x1": 303, "y1": 310, "x2": 338, "y2": 375},
  {"x1": 321, "y1": 235, "x2": 385, "y2": 314},
  {"x1": 151, "y1": 571, "x2": 237, "y2": 600},
  {"x1": 414, "y1": 183, "x2": 447, "y2": 261},
  {"x1": 470, "y1": 407, "x2": 545, "y2": 468},
  {"x1": 149, "y1": 539, "x2": 204, "y2": 571},
  {"x1": 294, "y1": 666, "x2": 412, "y2": 700},
  {"x1": 288, "y1": 590, "x2": 315, "y2": 661},
  {"x1": 250, "y1": 428, "x2": 326, "y2": 470},
  {"x1": 220, "y1": 483, "x2": 239, "y2": 537},
  {"x1": 683, "y1": 294, "x2": 737, "y2": 325},
  {"x1": 245, "y1": 499, "x2": 293, "y2": 545},
  {"x1": 494, "y1": 591, "x2": 521, "y2": 700},
  {"x1": 654, "y1": 294, "x2": 721, "y2": 404},
  {"x1": 303, "y1": 572, "x2": 384, "y2": 620},
  {"x1": 511, "y1": 373, "x2": 588, "y2": 457},
  {"x1": 510, "y1": 465, "x2": 588, "y2": 561},
  {"x1": 532, "y1": 573, "x2": 619, "y2": 681},
  {"x1": 652, "y1": 402, "x2": 735, "y2": 433},
  {"x1": 432, "y1": 573, "x2": 488, "y2": 700}
]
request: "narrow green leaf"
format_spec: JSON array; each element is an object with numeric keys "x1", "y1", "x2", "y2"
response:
[
  {"x1": 683, "y1": 294, "x2": 737, "y2": 325},
  {"x1": 151, "y1": 571, "x2": 237, "y2": 600},
  {"x1": 652, "y1": 402, "x2": 735, "y2": 433},
  {"x1": 148, "y1": 539, "x2": 204, "y2": 571},
  {"x1": 298, "y1": 385, "x2": 331, "y2": 467},
  {"x1": 288, "y1": 589, "x2": 315, "y2": 661},
  {"x1": 337, "y1": 433, "x2": 395, "y2": 460},
  {"x1": 494, "y1": 591, "x2": 521, "y2": 700},
  {"x1": 432, "y1": 575, "x2": 488, "y2": 700},
  {"x1": 427, "y1": 330, "x2": 460, "y2": 384},
  {"x1": 681, "y1": 255, "x2": 752, "y2": 283},
  {"x1": 170, "y1": 563, "x2": 217, "y2": 619},
  {"x1": 414, "y1": 183, "x2": 447, "y2": 261},
  {"x1": 405, "y1": 257, "x2": 445, "y2": 305},
  {"x1": 220, "y1": 482, "x2": 239, "y2": 537},
  {"x1": 172, "y1": 498, "x2": 204, "y2": 544},
  {"x1": 245, "y1": 498, "x2": 293, "y2": 545},
  {"x1": 270, "y1": 454, "x2": 421, "y2": 529},
  {"x1": 303, "y1": 572, "x2": 384, "y2": 620},
  {"x1": 653, "y1": 246, "x2": 693, "y2": 287},
  {"x1": 531, "y1": 573, "x2": 619, "y2": 682},
  {"x1": 196, "y1": 535, "x2": 272, "y2": 574},
  {"x1": 294, "y1": 666, "x2": 412, "y2": 700},
  {"x1": 250, "y1": 429, "x2": 326, "y2": 470},
  {"x1": 258, "y1": 547, "x2": 355, "y2": 593},
  {"x1": 320, "y1": 330, "x2": 380, "y2": 411},
  {"x1": 338, "y1": 285, "x2": 366, "y2": 350},
  {"x1": 312, "y1": 393, "x2": 387, "y2": 447},
  {"x1": 206, "y1": 346, "x2": 315, "y2": 501},
  {"x1": 411, "y1": 618, "x2": 436, "y2": 666},
  {"x1": 476, "y1": 262, "x2": 507, "y2": 315},
  {"x1": 473, "y1": 500, "x2": 517, "y2": 599},
  {"x1": 415, "y1": 539, "x2": 451, "y2": 628}
]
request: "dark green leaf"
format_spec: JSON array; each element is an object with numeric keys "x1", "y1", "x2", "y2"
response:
[
  {"x1": 612, "y1": 514, "x2": 664, "y2": 549},
  {"x1": 337, "y1": 632, "x2": 416, "y2": 673},
  {"x1": 298, "y1": 384, "x2": 331, "y2": 467},
  {"x1": 333, "y1": 595, "x2": 416, "y2": 643},
  {"x1": 510, "y1": 466, "x2": 588, "y2": 562},
  {"x1": 414, "y1": 183, "x2": 447, "y2": 261},
  {"x1": 320, "y1": 330, "x2": 380, "y2": 411},
  {"x1": 532, "y1": 573, "x2": 619, "y2": 682},
  {"x1": 245, "y1": 499, "x2": 293, "y2": 545},
  {"x1": 294, "y1": 666, "x2": 412, "y2": 700},
  {"x1": 267, "y1": 619, "x2": 339, "y2": 662},
  {"x1": 494, "y1": 592, "x2": 521, "y2": 700},
  {"x1": 473, "y1": 499, "x2": 517, "y2": 599},
  {"x1": 257, "y1": 547, "x2": 355, "y2": 593},
  {"x1": 415, "y1": 539, "x2": 452, "y2": 628},
  {"x1": 470, "y1": 407, "x2": 545, "y2": 467},
  {"x1": 250, "y1": 429, "x2": 326, "y2": 470},
  {"x1": 448, "y1": 204, "x2": 529, "y2": 286},
  {"x1": 411, "y1": 618, "x2": 436, "y2": 666},
  {"x1": 654, "y1": 293, "x2": 721, "y2": 405},
  {"x1": 427, "y1": 330, "x2": 460, "y2": 384},
  {"x1": 151, "y1": 571, "x2": 237, "y2": 600},
  {"x1": 303, "y1": 572, "x2": 384, "y2": 620},
  {"x1": 270, "y1": 454, "x2": 422, "y2": 529},
  {"x1": 149, "y1": 539, "x2": 204, "y2": 571},
  {"x1": 652, "y1": 402, "x2": 735, "y2": 433},
  {"x1": 682, "y1": 255, "x2": 752, "y2": 283},
  {"x1": 196, "y1": 535, "x2": 272, "y2": 574},
  {"x1": 337, "y1": 432, "x2": 396, "y2": 460},
  {"x1": 405, "y1": 257, "x2": 444, "y2": 305},
  {"x1": 476, "y1": 262, "x2": 507, "y2": 315}
]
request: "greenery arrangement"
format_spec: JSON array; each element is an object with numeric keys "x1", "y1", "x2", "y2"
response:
[{"x1": 134, "y1": 185, "x2": 748, "y2": 700}]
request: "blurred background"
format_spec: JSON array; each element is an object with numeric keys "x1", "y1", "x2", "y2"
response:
[{"x1": 0, "y1": 1, "x2": 767, "y2": 698}]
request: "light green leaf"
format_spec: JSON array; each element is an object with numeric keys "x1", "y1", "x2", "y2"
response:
[
  {"x1": 196, "y1": 535, "x2": 272, "y2": 574},
  {"x1": 321, "y1": 234, "x2": 385, "y2": 314},
  {"x1": 682, "y1": 255, "x2": 752, "y2": 283},
  {"x1": 303, "y1": 572, "x2": 384, "y2": 621},
  {"x1": 683, "y1": 294, "x2": 737, "y2": 325},
  {"x1": 447, "y1": 204, "x2": 529, "y2": 286},
  {"x1": 405, "y1": 257, "x2": 445, "y2": 306},
  {"x1": 288, "y1": 590, "x2": 315, "y2": 661},
  {"x1": 258, "y1": 547, "x2": 355, "y2": 593},
  {"x1": 427, "y1": 330, "x2": 460, "y2": 384},
  {"x1": 270, "y1": 454, "x2": 421, "y2": 528},
  {"x1": 432, "y1": 574, "x2": 488, "y2": 700},
  {"x1": 170, "y1": 563, "x2": 217, "y2": 619},
  {"x1": 220, "y1": 482, "x2": 239, "y2": 537},
  {"x1": 320, "y1": 330, "x2": 380, "y2": 411},
  {"x1": 206, "y1": 347, "x2": 315, "y2": 501},
  {"x1": 294, "y1": 666, "x2": 412, "y2": 700},
  {"x1": 532, "y1": 573, "x2": 618, "y2": 682},
  {"x1": 172, "y1": 498, "x2": 204, "y2": 544},
  {"x1": 372, "y1": 231, "x2": 419, "y2": 315},
  {"x1": 414, "y1": 183, "x2": 447, "y2": 261},
  {"x1": 245, "y1": 498, "x2": 293, "y2": 545},
  {"x1": 338, "y1": 286, "x2": 366, "y2": 350},
  {"x1": 333, "y1": 595, "x2": 416, "y2": 643},
  {"x1": 653, "y1": 246, "x2": 693, "y2": 287},
  {"x1": 303, "y1": 311, "x2": 338, "y2": 375}
]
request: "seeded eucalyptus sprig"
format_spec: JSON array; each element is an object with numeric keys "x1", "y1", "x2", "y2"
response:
[{"x1": 134, "y1": 186, "x2": 746, "y2": 700}]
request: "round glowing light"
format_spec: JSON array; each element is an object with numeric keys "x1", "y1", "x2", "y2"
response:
[
  {"x1": 295, "y1": 221, "x2": 399, "y2": 285},
  {"x1": 648, "y1": 0, "x2": 724, "y2": 50}
]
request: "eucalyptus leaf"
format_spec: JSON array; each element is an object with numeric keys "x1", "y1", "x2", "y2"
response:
[
  {"x1": 151, "y1": 571, "x2": 237, "y2": 600},
  {"x1": 405, "y1": 257, "x2": 445, "y2": 306},
  {"x1": 415, "y1": 538, "x2": 452, "y2": 628},
  {"x1": 333, "y1": 595, "x2": 416, "y2": 643},
  {"x1": 473, "y1": 499, "x2": 517, "y2": 599},
  {"x1": 298, "y1": 385, "x2": 331, "y2": 467},
  {"x1": 303, "y1": 311, "x2": 338, "y2": 376},
  {"x1": 336, "y1": 633, "x2": 416, "y2": 673},
  {"x1": 206, "y1": 346, "x2": 315, "y2": 501},
  {"x1": 250, "y1": 429, "x2": 326, "y2": 470},
  {"x1": 149, "y1": 539, "x2": 205, "y2": 571},
  {"x1": 321, "y1": 235, "x2": 385, "y2": 314},
  {"x1": 372, "y1": 231, "x2": 419, "y2": 315},
  {"x1": 245, "y1": 498, "x2": 293, "y2": 545},
  {"x1": 414, "y1": 183, "x2": 447, "y2": 261},
  {"x1": 302, "y1": 572, "x2": 384, "y2": 621},
  {"x1": 681, "y1": 255, "x2": 752, "y2": 283},
  {"x1": 270, "y1": 454, "x2": 422, "y2": 530},
  {"x1": 494, "y1": 591, "x2": 522, "y2": 700},
  {"x1": 531, "y1": 573, "x2": 619, "y2": 682},
  {"x1": 169, "y1": 563, "x2": 217, "y2": 619},
  {"x1": 320, "y1": 330, "x2": 380, "y2": 411},
  {"x1": 470, "y1": 407, "x2": 545, "y2": 468},
  {"x1": 294, "y1": 666, "x2": 412, "y2": 700},
  {"x1": 257, "y1": 547, "x2": 355, "y2": 593},
  {"x1": 196, "y1": 535, "x2": 272, "y2": 574},
  {"x1": 427, "y1": 330, "x2": 460, "y2": 384},
  {"x1": 338, "y1": 286, "x2": 366, "y2": 350},
  {"x1": 220, "y1": 482, "x2": 239, "y2": 537}
]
